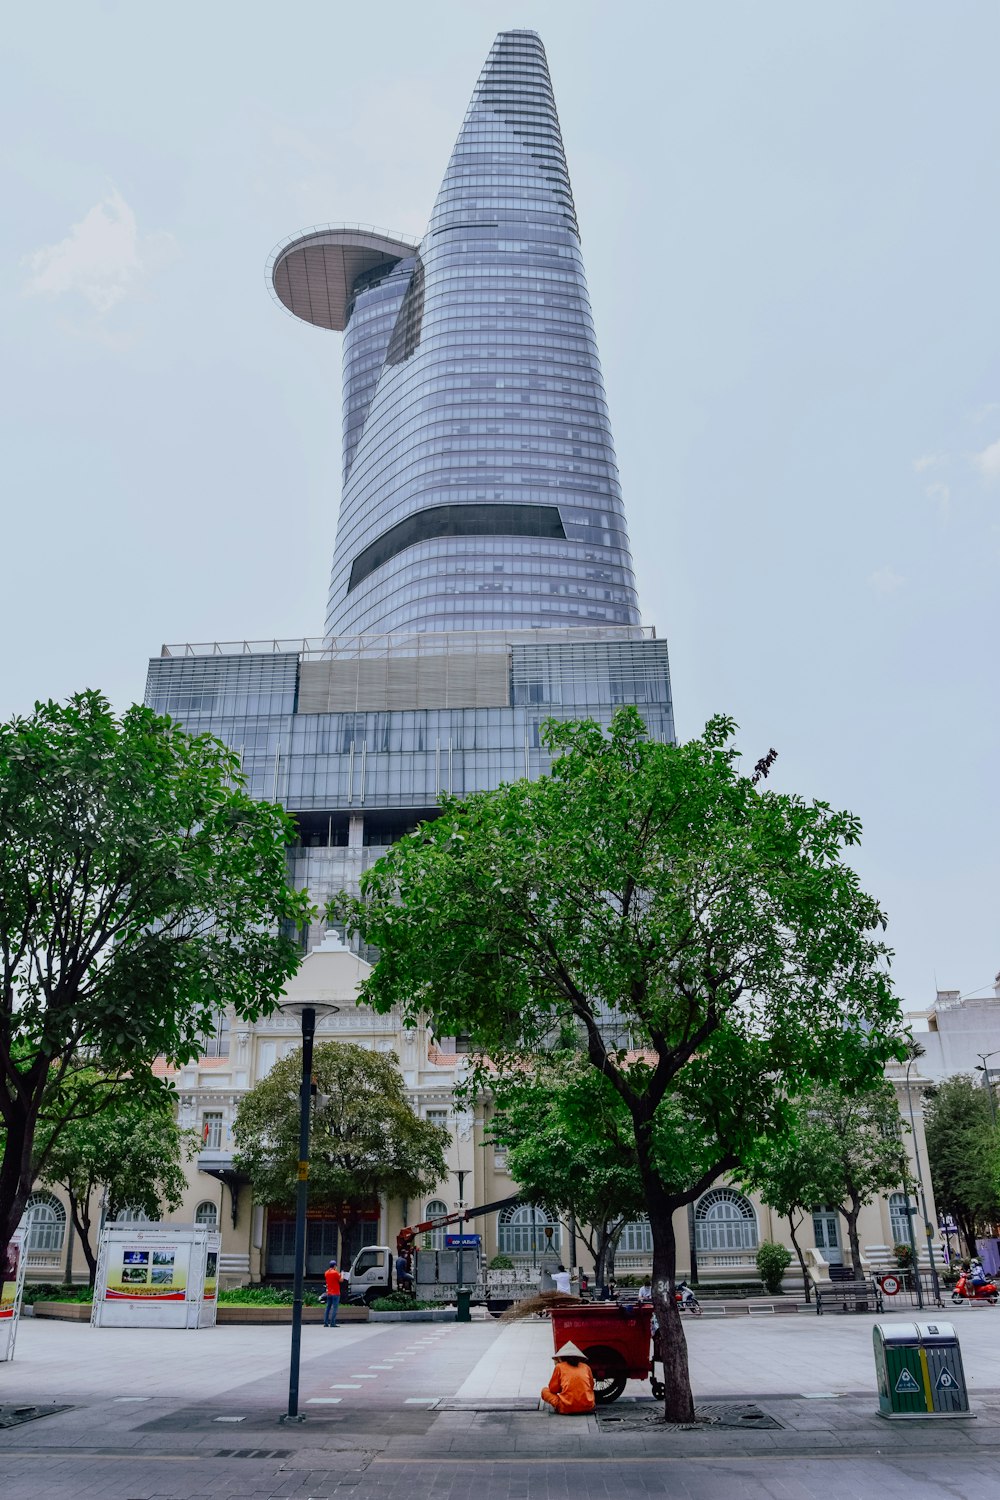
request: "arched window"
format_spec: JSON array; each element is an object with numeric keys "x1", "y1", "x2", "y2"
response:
[
  {"x1": 694, "y1": 1189, "x2": 758, "y2": 1253},
  {"x1": 618, "y1": 1218, "x2": 653, "y2": 1254},
  {"x1": 25, "y1": 1193, "x2": 66, "y2": 1255},
  {"x1": 424, "y1": 1200, "x2": 449, "y2": 1250},
  {"x1": 498, "y1": 1204, "x2": 561, "y2": 1257},
  {"x1": 117, "y1": 1206, "x2": 151, "y2": 1225},
  {"x1": 888, "y1": 1193, "x2": 911, "y2": 1248},
  {"x1": 195, "y1": 1201, "x2": 219, "y2": 1229}
]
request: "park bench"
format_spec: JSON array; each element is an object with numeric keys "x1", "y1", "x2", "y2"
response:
[{"x1": 815, "y1": 1266, "x2": 883, "y2": 1315}]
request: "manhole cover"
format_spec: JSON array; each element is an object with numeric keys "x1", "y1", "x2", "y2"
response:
[
  {"x1": 214, "y1": 1448, "x2": 292, "y2": 1459},
  {"x1": 0, "y1": 1404, "x2": 73, "y2": 1429}
]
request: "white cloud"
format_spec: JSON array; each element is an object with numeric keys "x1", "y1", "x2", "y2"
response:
[
  {"x1": 925, "y1": 481, "x2": 951, "y2": 520},
  {"x1": 22, "y1": 189, "x2": 175, "y2": 314},
  {"x1": 972, "y1": 437, "x2": 1000, "y2": 484},
  {"x1": 913, "y1": 453, "x2": 943, "y2": 472},
  {"x1": 868, "y1": 566, "x2": 905, "y2": 595}
]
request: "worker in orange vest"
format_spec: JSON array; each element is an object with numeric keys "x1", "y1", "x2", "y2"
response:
[{"x1": 540, "y1": 1341, "x2": 596, "y2": 1414}]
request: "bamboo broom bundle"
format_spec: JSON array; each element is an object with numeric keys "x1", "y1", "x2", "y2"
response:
[{"x1": 499, "y1": 1291, "x2": 583, "y2": 1323}]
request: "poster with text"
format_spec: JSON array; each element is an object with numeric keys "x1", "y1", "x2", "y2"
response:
[
  {"x1": 0, "y1": 1238, "x2": 20, "y2": 1320},
  {"x1": 203, "y1": 1251, "x2": 218, "y2": 1302},
  {"x1": 104, "y1": 1241, "x2": 190, "y2": 1301}
]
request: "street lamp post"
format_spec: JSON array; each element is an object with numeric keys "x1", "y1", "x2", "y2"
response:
[
  {"x1": 279, "y1": 998, "x2": 339, "y2": 1424},
  {"x1": 975, "y1": 1051, "x2": 1000, "y2": 1128},
  {"x1": 904, "y1": 1054, "x2": 940, "y2": 1308}
]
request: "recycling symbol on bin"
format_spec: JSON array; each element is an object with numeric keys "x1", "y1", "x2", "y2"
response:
[
  {"x1": 936, "y1": 1368, "x2": 957, "y2": 1391},
  {"x1": 894, "y1": 1368, "x2": 921, "y2": 1394}
]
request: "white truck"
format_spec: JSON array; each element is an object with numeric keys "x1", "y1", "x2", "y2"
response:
[{"x1": 345, "y1": 1196, "x2": 546, "y2": 1312}]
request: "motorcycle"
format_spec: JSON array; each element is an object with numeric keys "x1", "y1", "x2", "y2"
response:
[
  {"x1": 675, "y1": 1279, "x2": 702, "y2": 1316},
  {"x1": 951, "y1": 1269, "x2": 999, "y2": 1305}
]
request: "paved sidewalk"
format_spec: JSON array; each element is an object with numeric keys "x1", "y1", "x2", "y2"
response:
[{"x1": 5, "y1": 1311, "x2": 1000, "y2": 1497}]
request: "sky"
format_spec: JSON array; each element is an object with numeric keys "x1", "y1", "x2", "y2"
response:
[{"x1": 2, "y1": 0, "x2": 998, "y2": 1010}]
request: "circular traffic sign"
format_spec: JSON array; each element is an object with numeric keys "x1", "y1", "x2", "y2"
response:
[{"x1": 880, "y1": 1273, "x2": 901, "y2": 1296}]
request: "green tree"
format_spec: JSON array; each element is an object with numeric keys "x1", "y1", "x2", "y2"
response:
[
  {"x1": 233, "y1": 1041, "x2": 449, "y2": 1261},
  {"x1": 331, "y1": 709, "x2": 903, "y2": 1421},
  {"x1": 803, "y1": 1080, "x2": 912, "y2": 1279},
  {"x1": 0, "y1": 690, "x2": 313, "y2": 1271},
  {"x1": 739, "y1": 1126, "x2": 834, "y2": 1302},
  {"x1": 924, "y1": 1075, "x2": 999, "y2": 1255},
  {"x1": 36, "y1": 1070, "x2": 196, "y2": 1285},
  {"x1": 748, "y1": 1079, "x2": 912, "y2": 1281},
  {"x1": 488, "y1": 1051, "x2": 646, "y2": 1290}
]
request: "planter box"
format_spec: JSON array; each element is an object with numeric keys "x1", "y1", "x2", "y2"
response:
[
  {"x1": 216, "y1": 1304, "x2": 368, "y2": 1325},
  {"x1": 32, "y1": 1301, "x2": 369, "y2": 1326},
  {"x1": 32, "y1": 1301, "x2": 93, "y2": 1321},
  {"x1": 368, "y1": 1308, "x2": 457, "y2": 1323}
]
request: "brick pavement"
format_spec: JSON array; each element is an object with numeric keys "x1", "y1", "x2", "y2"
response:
[{"x1": 5, "y1": 1312, "x2": 1000, "y2": 1496}]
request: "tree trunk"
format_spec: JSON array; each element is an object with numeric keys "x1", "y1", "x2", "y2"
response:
[
  {"x1": 0, "y1": 1109, "x2": 36, "y2": 1279},
  {"x1": 67, "y1": 1192, "x2": 97, "y2": 1287},
  {"x1": 648, "y1": 1203, "x2": 696, "y2": 1424},
  {"x1": 845, "y1": 1198, "x2": 864, "y2": 1281},
  {"x1": 787, "y1": 1213, "x2": 811, "y2": 1303},
  {"x1": 593, "y1": 1224, "x2": 612, "y2": 1296}
]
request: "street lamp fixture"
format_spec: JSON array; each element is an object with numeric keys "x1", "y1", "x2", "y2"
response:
[
  {"x1": 904, "y1": 1052, "x2": 940, "y2": 1308},
  {"x1": 278, "y1": 997, "x2": 340, "y2": 1424}
]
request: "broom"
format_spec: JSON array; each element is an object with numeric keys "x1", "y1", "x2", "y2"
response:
[{"x1": 499, "y1": 1291, "x2": 583, "y2": 1323}]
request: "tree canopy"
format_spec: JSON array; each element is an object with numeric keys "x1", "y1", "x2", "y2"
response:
[
  {"x1": 332, "y1": 708, "x2": 905, "y2": 1421},
  {"x1": 37, "y1": 1069, "x2": 195, "y2": 1284},
  {"x1": 924, "y1": 1075, "x2": 999, "y2": 1254},
  {"x1": 233, "y1": 1041, "x2": 449, "y2": 1257},
  {"x1": 0, "y1": 690, "x2": 313, "y2": 1267},
  {"x1": 488, "y1": 1050, "x2": 646, "y2": 1287},
  {"x1": 744, "y1": 1077, "x2": 911, "y2": 1282}
]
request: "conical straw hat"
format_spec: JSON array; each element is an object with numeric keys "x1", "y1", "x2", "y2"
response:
[{"x1": 553, "y1": 1341, "x2": 588, "y2": 1360}]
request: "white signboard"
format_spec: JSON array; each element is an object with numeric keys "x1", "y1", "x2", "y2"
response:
[
  {"x1": 92, "y1": 1224, "x2": 221, "y2": 1330},
  {"x1": 0, "y1": 1226, "x2": 28, "y2": 1362}
]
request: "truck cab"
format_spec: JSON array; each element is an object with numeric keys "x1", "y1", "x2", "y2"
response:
[{"x1": 347, "y1": 1245, "x2": 393, "y2": 1305}]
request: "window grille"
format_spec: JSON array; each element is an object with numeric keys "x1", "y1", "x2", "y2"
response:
[
  {"x1": 25, "y1": 1193, "x2": 66, "y2": 1254},
  {"x1": 424, "y1": 1199, "x2": 449, "y2": 1250},
  {"x1": 498, "y1": 1203, "x2": 561, "y2": 1257},
  {"x1": 889, "y1": 1193, "x2": 912, "y2": 1247},
  {"x1": 693, "y1": 1189, "x2": 758, "y2": 1253},
  {"x1": 618, "y1": 1218, "x2": 653, "y2": 1254}
]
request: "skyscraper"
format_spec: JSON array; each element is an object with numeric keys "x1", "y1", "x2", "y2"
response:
[
  {"x1": 271, "y1": 30, "x2": 640, "y2": 638},
  {"x1": 146, "y1": 30, "x2": 671, "y2": 949}
]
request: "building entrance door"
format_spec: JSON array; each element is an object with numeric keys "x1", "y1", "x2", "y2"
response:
[{"x1": 812, "y1": 1207, "x2": 843, "y2": 1265}]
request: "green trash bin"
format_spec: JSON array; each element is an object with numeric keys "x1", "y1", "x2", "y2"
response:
[
  {"x1": 873, "y1": 1321, "x2": 971, "y2": 1419},
  {"x1": 456, "y1": 1288, "x2": 472, "y2": 1323}
]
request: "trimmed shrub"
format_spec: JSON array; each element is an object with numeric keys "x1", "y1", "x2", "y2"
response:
[
  {"x1": 488, "y1": 1254, "x2": 514, "y2": 1270},
  {"x1": 22, "y1": 1283, "x2": 93, "y2": 1304},
  {"x1": 218, "y1": 1286, "x2": 323, "y2": 1306},
  {"x1": 755, "y1": 1241, "x2": 792, "y2": 1294},
  {"x1": 370, "y1": 1294, "x2": 437, "y2": 1312}
]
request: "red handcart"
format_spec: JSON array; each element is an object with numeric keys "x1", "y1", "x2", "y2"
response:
[{"x1": 549, "y1": 1302, "x2": 663, "y2": 1404}]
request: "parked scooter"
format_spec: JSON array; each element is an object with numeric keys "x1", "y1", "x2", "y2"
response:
[{"x1": 951, "y1": 1265, "x2": 999, "y2": 1305}]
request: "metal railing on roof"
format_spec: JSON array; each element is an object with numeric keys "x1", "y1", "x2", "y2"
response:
[{"x1": 159, "y1": 625, "x2": 656, "y2": 660}]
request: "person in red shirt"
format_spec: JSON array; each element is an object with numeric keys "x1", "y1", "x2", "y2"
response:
[
  {"x1": 540, "y1": 1341, "x2": 595, "y2": 1414},
  {"x1": 323, "y1": 1260, "x2": 342, "y2": 1327}
]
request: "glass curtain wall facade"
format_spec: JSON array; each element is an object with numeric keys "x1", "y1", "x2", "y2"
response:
[
  {"x1": 147, "y1": 31, "x2": 672, "y2": 954},
  {"x1": 272, "y1": 30, "x2": 640, "y2": 638}
]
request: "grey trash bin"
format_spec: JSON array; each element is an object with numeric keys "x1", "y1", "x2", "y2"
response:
[{"x1": 874, "y1": 1321, "x2": 971, "y2": 1419}]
